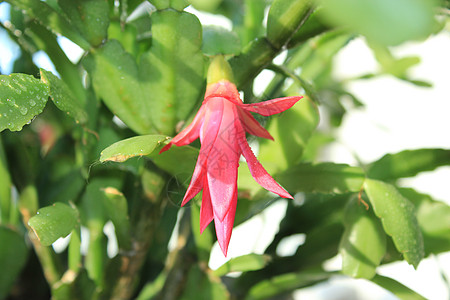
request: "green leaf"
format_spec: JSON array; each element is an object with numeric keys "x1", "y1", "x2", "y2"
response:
[
  {"x1": 0, "y1": 73, "x2": 49, "y2": 132},
  {"x1": 317, "y1": 0, "x2": 438, "y2": 46},
  {"x1": 372, "y1": 274, "x2": 427, "y2": 300},
  {"x1": 0, "y1": 226, "x2": 28, "y2": 300},
  {"x1": 259, "y1": 97, "x2": 319, "y2": 173},
  {"x1": 367, "y1": 148, "x2": 450, "y2": 181},
  {"x1": 80, "y1": 178, "x2": 119, "y2": 287},
  {"x1": 246, "y1": 271, "x2": 330, "y2": 300},
  {"x1": 266, "y1": 0, "x2": 314, "y2": 50},
  {"x1": 275, "y1": 162, "x2": 365, "y2": 194},
  {"x1": 150, "y1": 145, "x2": 199, "y2": 183},
  {"x1": 40, "y1": 69, "x2": 87, "y2": 124},
  {"x1": 230, "y1": 38, "x2": 277, "y2": 89},
  {"x1": 150, "y1": 0, "x2": 189, "y2": 11},
  {"x1": 68, "y1": 229, "x2": 81, "y2": 273},
  {"x1": 213, "y1": 254, "x2": 271, "y2": 277},
  {"x1": 191, "y1": 203, "x2": 214, "y2": 262},
  {"x1": 368, "y1": 42, "x2": 422, "y2": 78},
  {"x1": 404, "y1": 79, "x2": 433, "y2": 88},
  {"x1": 83, "y1": 40, "x2": 154, "y2": 134},
  {"x1": 295, "y1": 30, "x2": 353, "y2": 81},
  {"x1": 100, "y1": 134, "x2": 169, "y2": 162},
  {"x1": 140, "y1": 10, "x2": 205, "y2": 135},
  {"x1": 136, "y1": 272, "x2": 166, "y2": 300},
  {"x1": 6, "y1": 0, "x2": 90, "y2": 50},
  {"x1": 364, "y1": 179, "x2": 424, "y2": 268},
  {"x1": 267, "y1": 64, "x2": 321, "y2": 104},
  {"x1": 107, "y1": 20, "x2": 141, "y2": 57},
  {"x1": 0, "y1": 137, "x2": 12, "y2": 224},
  {"x1": 58, "y1": 0, "x2": 109, "y2": 46},
  {"x1": 236, "y1": 0, "x2": 267, "y2": 47},
  {"x1": 287, "y1": 9, "x2": 331, "y2": 48},
  {"x1": 180, "y1": 265, "x2": 229, "y2": 300},
  {"x1": 202, "y1": 26, "x2": 241, "y2": 56},
  {"x1": 101, "y1": 187, "x2": 131, "y2": 250},
  {"x1": 339, "y1": 198, "x2": 386, "y2": 279},
  {"x1": 399, "y1": 188, "x2": 450, "y2": 254},
  {"x1": 51, "y1": 268, "x2": 97, "y2": 300},
  {"x1": 28, "y1": 202, "x2": 79, "y2": 246}
]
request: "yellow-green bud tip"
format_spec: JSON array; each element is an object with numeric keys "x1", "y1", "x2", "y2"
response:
[{"x1": 207, "y1": 55, "x2": 234, "y2": 85}]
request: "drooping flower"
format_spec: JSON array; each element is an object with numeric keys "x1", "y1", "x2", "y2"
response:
[{"x1": 160, "y1": 56, "x2": 302, "y2": 256}]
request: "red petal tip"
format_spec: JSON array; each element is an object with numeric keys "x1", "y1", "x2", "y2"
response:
[{"x1": 159, "y1": 143, "x2": 172, "y2": 154}]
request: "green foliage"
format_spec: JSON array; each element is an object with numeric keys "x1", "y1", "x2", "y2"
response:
[
  {"x1": 0, "y1": 74, "x2": 49, "y2": 132},
  {"x1": 267, "y1": 0, "x2": 313, "y2": 49},
  {"x1": 0, "y1": 227, "x2": 28, "y2": 300},
  {"x1": 28, "y1": 202, "x2": 80, "y2": 246},
  {"x1": 101, "y1": 187, "x2": 132, "y2": 250},
  {"x1": 364, "y1": 179, "x2": 424, "y2": 268},
  {"x1": 317, "y1": 0, "x2": 438, "y2": 46},
  {"x1": 372, "y1": 275, "x2": 427, "y2": 300},
  {"x1": 0, "y1": 0, "x2": 448, "y2": 299},
  {"x1": 276, "y1": 162, "x2": 365, "y2": 194},
  {"x1": 40, "y1": 69, "x2": 88, "y2": 124},
  {"x1": 213, "y1": 254, "x2": 271, "y2": 277},
  {"x1": 246, "y1": 271, "x2": 331, "y2": 300},
  {"x1": 367, "y1": 148, "x2": 450, "y2": 181},
  {"x1": 82, "y1": 40, "x2": 155, "y2": 134},
  {"x1": 140, "y1": 10, "x2": 205, "y2": 135},
  {"x1": 58, "y1": 0, "x2": 109, "y2": 46},
  {"x1": 0, "y1": 137, "x2": 12, "y2": 224},
  {"x1": 202, "y1": 26, "x2": 241, "y2": 56},
  {"x1": 258, "y1": 98, "x2": 319, "y2": 173},
  {"x1": 339, "y1": 198, "x2": 386, "y2": 279},
  {"x1": 100, "y1": 134, "x2": 169, "y2": 162}
]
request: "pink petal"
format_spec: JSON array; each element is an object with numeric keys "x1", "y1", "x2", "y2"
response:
[
  {"x1": 214, "y1": 187, "x2": 237, "y2": 256},
  {"x1": 200, "y1": 179, "x2": 213, "y2": 233},
  {"x1": 237, "y1": 122, "x2": 293, "y2": 199},
  {"x1": 236, "y1": 106, "x2": 273, "y2": 140},
  {"x1": 159, "y1": 104, "x2": 206, "y2": 153},
  {"x1": 204, "y1": 99, "x2": 241, "y2": 221},
  {"x1": 181, "y1": 159, "x2": 204, "y2": 206},
  {"x1": 239, "y1": 96, "x2": 302, "y2": 117},
  {"x1": 181, "y1": 101, "x2": 222, "y2": 206}
]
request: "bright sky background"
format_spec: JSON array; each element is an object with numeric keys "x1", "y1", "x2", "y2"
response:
[{"x1": 1, "y1": 3, "x2": 449, "y2": 299}]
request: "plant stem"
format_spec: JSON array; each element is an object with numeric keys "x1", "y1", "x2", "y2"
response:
[
  {"x1": 156, "y1": 209, "x2": 195, "y2": 300},
  {"x1": 109, "y1": 166, "x2": 169, "y2": 300},
  {"x1": 19, "y1": 185, "x2": 64, "y2": 286}
]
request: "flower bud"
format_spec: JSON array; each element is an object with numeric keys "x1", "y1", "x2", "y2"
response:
[{"x1": 206, "y1": 55, "x2": 234, "y2": 86}]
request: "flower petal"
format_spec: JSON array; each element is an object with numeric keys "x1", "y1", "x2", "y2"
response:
[
  {"x1": 204, "y1": 99, "x2": 241, "y2": 221},
  {"x1": 214, "y1": 187, "x2": 237, "y2": 256},
  {"x1": 237, "y1": 122, "x2": 293, "y2": 199},
  {"x1": 160, "y1": 104, "x2": 206, "y2": 153},
  {"x1": 239, "y1": 96, "x2": 302, "y2": 116},
  {"x1": 181, "y1": 159, "x2": 204, "y2": 206},
  {"x1": 181, "y1": 99, "x2": 223, "y2": 206},
  {"x1": 236, "y1": 106, "x2": 273, "y2": 140},
  {"x1": 200, "y1": 179, "x2": 213, "y2": 233}
]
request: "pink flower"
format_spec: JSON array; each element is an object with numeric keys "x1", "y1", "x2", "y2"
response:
[{"x1": 160, "y1": 61, "x2": 302, "y2": 256}]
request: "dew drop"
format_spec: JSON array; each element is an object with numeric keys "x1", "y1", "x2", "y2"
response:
[
  {"x1": 6, "y1": 98, "x2": 15, "y2": 106},
  {"x1": 19, "y1": 107, "x2": 28, "y2": 115},
  {"x1": 30, "y1": 99, "x2": 36, "y2": 107}
]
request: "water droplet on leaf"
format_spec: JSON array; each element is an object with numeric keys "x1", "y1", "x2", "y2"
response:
[
  {"x1": 19, "y1": 107, "x2": 28, "y2": 115},
  {"x1": 6, "y1": 98, "x2": 15, "y2": 106}
]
